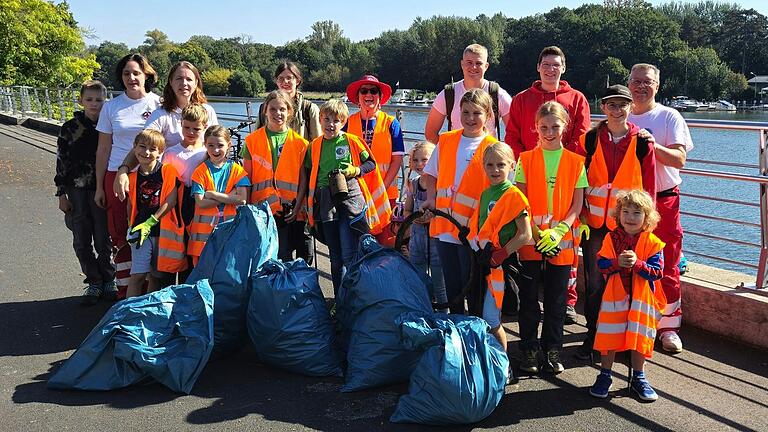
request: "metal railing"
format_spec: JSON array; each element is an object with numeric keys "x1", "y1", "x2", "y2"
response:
[{"x1": 2, "y1": 86, "x2": 767, "y2": 289}]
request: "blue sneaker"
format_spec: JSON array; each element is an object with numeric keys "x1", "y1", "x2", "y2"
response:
[
  {"x1": 631, "y1": 375, "x2": 659, "y2": 402},
  {"x1": 589, "y1": 372, "x2": 612, "y2": 398}
]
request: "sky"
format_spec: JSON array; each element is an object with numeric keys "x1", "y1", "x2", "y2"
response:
[{"x1": 67, "y1": 0, "x2": 768, "y2": 48}]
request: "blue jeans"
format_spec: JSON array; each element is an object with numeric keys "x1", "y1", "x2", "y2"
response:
[
  {"x1": 322, "y1": 207, "x2": 362, "y2": 295},
  {"x1": 409, "y1": 224, "x2": 446, "y2": 307},
  {"x1": 435, "y1": 239, "x2": 471, "y2": 314}
]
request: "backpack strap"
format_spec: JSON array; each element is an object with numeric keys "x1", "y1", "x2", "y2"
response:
[
  {"x1": 584, "y1": 128, "x2": 599, "y2": 171},
  {"x1": 488, "y1": 81, "x2": 500, "y2": 139},
  {"x1": 444, "y1": 82, "x2": 455, "y2": 131}
]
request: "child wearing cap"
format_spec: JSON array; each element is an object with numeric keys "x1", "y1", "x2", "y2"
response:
[{"x1": 576, "y1": 84, "x2": 657, "y2": 362}]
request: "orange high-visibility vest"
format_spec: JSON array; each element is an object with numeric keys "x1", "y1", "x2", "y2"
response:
[
  {"x1": 347, "y1": 111, "x2": 398, "y2": 199},
  {"x1": 429, "y1": 129, "x2": 496, "y2": 241},
  {"x1": 306, "y1": 133, "x2": 391, "y2": 233},
  {"x1": 582, "y1": 134, "x2": 643, "y2": 230},
  {"x1": 518, "y1": 147, "x2": 585, "y2": 266},
  {"x1": 128, "y1": 163, "x2": 187, "y2": 273},
  {"x1": 470, "y1": 185, "x2": 529, "y2": 311},
  {"x1": 244, "y1": 127, "x2": 309, "y2": 220},
  {"x1": 188, "y1": 161, "x2": 247, "y2": 257},
  {"x1": 593, "y1": 231, "x2": 667, "y2": 358}
]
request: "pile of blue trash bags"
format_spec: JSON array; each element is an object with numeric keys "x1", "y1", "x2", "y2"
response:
[{"x1": 47, "y1": 204, "x2": 509, "y2": 424}]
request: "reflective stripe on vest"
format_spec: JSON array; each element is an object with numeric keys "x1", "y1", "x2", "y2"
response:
[
  {"x1": 188, "y1": 162, "x2": 245, "y2": 257},
  {"x1": 347, "y1": 111, "x2": 398, "y2": 199}
]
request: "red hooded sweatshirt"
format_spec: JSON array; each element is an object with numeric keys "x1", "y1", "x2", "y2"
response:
[{"x1": 504, "y1": 80, "x2": 591, "y2": 157}]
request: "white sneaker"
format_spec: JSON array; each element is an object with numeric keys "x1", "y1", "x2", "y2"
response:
[{"x1": 660, "y1": 331, "x2": 683, "y2": 353}]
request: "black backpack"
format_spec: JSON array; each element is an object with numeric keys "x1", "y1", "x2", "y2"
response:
[
  {"x1": 582, "y1": 126, "x2": 650, "y2": 171},
  {"x1": 444, "y1": 81, "x2": 501, "y2": 139}
]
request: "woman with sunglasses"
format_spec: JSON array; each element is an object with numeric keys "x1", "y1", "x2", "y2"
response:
[{"x1": 344, "y1": 75, "x2": 404, "y2": 241}]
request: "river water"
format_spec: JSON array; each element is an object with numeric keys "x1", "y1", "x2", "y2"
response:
[{"x1": 210, "y1": 101, "x2": 768, "y2": 276}]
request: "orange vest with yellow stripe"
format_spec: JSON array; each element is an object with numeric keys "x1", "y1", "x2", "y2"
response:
[
  {"x1": 128, "y1": 163, "x2": 187, "y2": 272},
  {"x1": 593, "y1": 231, "x2": 667, "y2": 358},
  {"x1": 518, "y1": 147, "x2": 585, "y2": 265},
  {"x1": 429, "y1": 129, "x2": 496, "y2": 241},
  {"x1": 188, "y1": 161, "x2": 248, "y2": 257},
  {"x1": 244, "y1": 127, "x2": 309, "y2": 219},
  {"x1": 471, "y1": 185, "x2": 530, "y2": 311},
  {"x1": 582, "y1": 133, "x2": 643, "y2": 230},
  {"x1": 347, "y1": 111, "x2": 398, "y2": 199},
  {"x1": 306, "y1": 133, "x2": 391, "y2": 233}
]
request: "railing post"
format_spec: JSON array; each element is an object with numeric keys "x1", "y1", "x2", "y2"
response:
[
  {"x1": 33, "y1": 88, "x2": 41, "y2": 115},
  {"x1": 11, "y1": 87, "x2": 19, "y2": 114},
  {"x1": 57, "y1": 89, "x2": 66, "y2": 121},
  {"x1": 245, "y1": 101, "x2": 255, "y2": 132},
  {"x1": 757, "y1": 128, "x2": 768, "y2": 289},
  {"x1": 44, "y1": 89, "x2": 53, "y2": 119},
  {"x1": 20, "y1": 87, "x2": 30, "y2": 114}
]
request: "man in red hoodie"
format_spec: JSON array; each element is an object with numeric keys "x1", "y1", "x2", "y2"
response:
[{"x1": 505, "y1": 45, "x2": 592, "y2": 322}]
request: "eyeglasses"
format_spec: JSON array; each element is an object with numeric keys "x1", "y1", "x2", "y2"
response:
[
  {"x1": 359, "y1": 87, "x2": 380, "y2": 95},
  {"x1": 539, "y1": 62, "x2": 563, "y2": 70},
  {"x1": 605, "y1": 102, "x2": 631, "y2": 111},
  {"x1": 629, "y1": 79, "x2": 657, "y2": 87}
]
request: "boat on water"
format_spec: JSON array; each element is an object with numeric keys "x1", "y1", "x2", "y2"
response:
[
  {"x1": 388, "y1": 89, "x2": 432, "y2": 106},
  {"x1": 669, "y1": 96, "x2": 701, "y2": 112},
  {"x1": 708, "y1": 100, "x2": 737, "y2": 112}
]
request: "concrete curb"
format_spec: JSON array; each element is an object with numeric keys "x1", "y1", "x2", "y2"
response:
[{"x1": 0, "y1": 112, "x2": 62, "y2": 134}]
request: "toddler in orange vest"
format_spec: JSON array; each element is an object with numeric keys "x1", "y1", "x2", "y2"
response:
[
  {"x1": 125, "y1": 129, "x2": 182, "y2": 297},
  {"x1": 589, "y1": 189, "x2": 666, "y2": 402}
]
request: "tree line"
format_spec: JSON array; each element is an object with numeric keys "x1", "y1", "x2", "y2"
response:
[{"x1": 3, "y1": 0, "x2": 767, "y2": 101}]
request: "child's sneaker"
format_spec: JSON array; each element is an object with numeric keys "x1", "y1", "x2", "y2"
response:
[
  {"x1": 520, "y1": 349, "x2": 540, "y2": 374},
  {"x1": 589, "y1": 371, "x2": 612, "y2": 398},
  {"x1": 506, "y1": 364, "x2": 518, "y2": 385},
  {"x1": 102, "y1": 279, "x2": 118, "y2": 301},
  {"x1": 81, "y1": 283, "x2": 102, "y2": 306},
  {"x1": 660, "y1": 331, "x2": 683, "y2": 353},
  {"x1": 631, "y1": 373, "x2": 659, "y2": 402},
  {"x1": 543, "y1": 349, "x2": 565, "y2": 374}
]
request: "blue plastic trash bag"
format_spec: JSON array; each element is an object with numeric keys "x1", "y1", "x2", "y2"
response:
[
  {"x1": 247, "y1": 259, "x2": 342, "y2": 376},
  {"x1": 390, "y1": 312, "x2": 509, "y2": 425},
  {"x1": 47, "y1": 280, "x2": 214, "y2": 394},
  {"x1": 337, "y1": 234, "x2": 433, "y2": 392},
  {"x1": 187, "y1": 203, "x2": 278, "y2": 356}
]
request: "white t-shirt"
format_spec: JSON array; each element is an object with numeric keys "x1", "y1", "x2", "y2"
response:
[
  {"x1": 163, "y1": 144, "x2": 208, "y2": 187},
  {"x1": 628, "y1": 103, "x2": 694, "y2": 191},
  {"x1": 145, "y1": 103, "x2": 219, "y2": 149},
  {"x1": 96, "y1": 92, "x2": 161, "y2": 171},
  {"x1": 431, "y1": 79, "x2": 512, "y2": 138},
  {"x1": 423, "y1": 133, "x2": 486, "y2": 244}
]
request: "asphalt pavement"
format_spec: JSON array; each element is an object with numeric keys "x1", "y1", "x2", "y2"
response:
[{"x1": 1, "y1": 123, "x2": 767, "y2": 431}]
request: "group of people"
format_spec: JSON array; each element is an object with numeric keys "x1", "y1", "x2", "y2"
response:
[{"x1": 55, "y1": 43, "x2": 692, "y2": 403}]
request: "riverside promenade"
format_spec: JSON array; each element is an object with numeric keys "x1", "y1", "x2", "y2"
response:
[{"x1": 1, "y1": 122, "x2": 767, "y2": 431}]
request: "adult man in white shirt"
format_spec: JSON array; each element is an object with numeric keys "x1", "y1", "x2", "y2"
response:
[{"x1": 627, "y1": 63, "x2": 694, "y2": 353}]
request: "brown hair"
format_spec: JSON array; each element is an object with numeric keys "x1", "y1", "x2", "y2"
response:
[
  {"x1": 535, "y1": 100, "x2": 570, "y2": 129},
  {"x1": 538, "y1": 46, "x2": 566, "y2": 68},
  {"x1": 319, "y1": 99, "x2": 349, "y2": 123},
  {"x1": 181, "y1": 103, "x2": 209, "y2": 124},
  {"x1": 133, "y1": 129, "x2": 166, "y2": 153},
  {"x1": 115, "y1": 53, "x2": 157, "y2": 92},
  {"x1": 263, "y1": 90, "x2": 295, "y2": 122},
  {"x1": 274, "y1": 61, "x2": 303, "y2": 87},
  {"x1": 630, "y1": 63, "x2": 661, "y2": 82},
  {"x1": 162, "y1": 61, "x2": 207, "y2": 112},
  {"x1": 613, "y1": 190, "x2": 660, "y2": 231},
  {"x1": 80, "y1": 80, "x2": 107, "y2": 96},
  {"x1": 204, "y1": 125, "x2": 231, "y2": 143}
]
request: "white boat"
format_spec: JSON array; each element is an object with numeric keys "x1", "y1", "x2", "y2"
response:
[
  {"x1": 669, "y1": 96, "x2": 700, "y2": 112},
  {"x1": 389, "y1": 89, "x2": 431, "y2": 105},
  {"x1": 708, "y1": 100, "x2": 737, "y2": 112}
]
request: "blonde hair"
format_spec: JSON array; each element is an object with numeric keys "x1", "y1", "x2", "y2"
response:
[
  {"x1": 483, "y1": 141, "x2": 515, "y2": 164},
  {"x1": 463, "y1": 43, "x2": 488, "y2": 59},
  {"x1": 134, "y1": 129, "x2": 166, "y2": 153},
  {"x1": 319, "y1": 99, "x2": 349, "y2": 123},
  {"x1": 409, "y1": 140, "x2": 435, "y2": 159},
  {"x1": 613, "y1": 190, "x2": 660, "y2": 232},
  {"x1": 181, "y1": 103, "x2": 209, "y2": 124},
  {"x1": 204, "y1": 125, "x2": 231, "y2": 143},
  {"x1": 536, "y1": 101, "x2": 570, "y2": 129},
  {"x1": 263, "y1": 90, "x2": 295, "y2": 122},
  {"x1": 460, "y1": 88, "x2": 494, "y2": 119}
]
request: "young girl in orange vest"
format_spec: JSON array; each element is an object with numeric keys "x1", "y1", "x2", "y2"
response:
[
  {"x1": 305, "y1": 99, "x2": 390, "y2": 293},
  {"x1": 243, "y1": 90, "x2": 310, "y2": 263},
  {"x1": 515, "y1": 101, "x2": 587, "y2": 375},
  {"x1": 188, "y1": 126, "x2": 250, "y2": 265},
  {"x1": 421, "y1": 88, "x2": 498, "y2": 315},
  {"x1": 125, "y1": 129, "x2": 183, "y2": 297},
  {"x1": 589, "y1": 189, "x2": 665, "y2": 402},
  {"x1": 470, "y1": 142, "x2": 532, "y2": 383}
]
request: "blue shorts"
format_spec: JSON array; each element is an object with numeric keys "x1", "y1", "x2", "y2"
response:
[
  {"x1": 483, "y1": 286, "x2": 502, "y2": 329},
  {"x1": 130, "y1": 236, "x2": 162, "y2": 277}
]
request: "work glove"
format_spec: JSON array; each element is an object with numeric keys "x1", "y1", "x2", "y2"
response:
[
  {"x1": 578, "y1": 220, "x2": 591, "y2": 241},
  {"x1": 535, "y1": 221, "x2": 569, "y2": 254},
  {"x1": 490, "y1": 246, "x2": 510, "y2": 268},
  {"x1": 340, "y1": 162, "x2": 360, "y2": 179},
  {"x1": 129, "y1": 214, "x2": 159, "y2": 247}
]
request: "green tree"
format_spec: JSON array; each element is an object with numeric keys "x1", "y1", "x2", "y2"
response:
[
  {"x1": 587, "y1": 57, "x2": 629, "y2": 97},
  {"x1": 714, "y1": 8, "x2": 768, "y2": 75},
  {"x1": 140, "y1": 29, "x2": 172, "y2": 54},
  {"x1": 92, "y1": 41, "x2": 130, "y2": 89},
  {"x1": 168, "y1": 41, "x2": 213, "y2": 72},
  {"x1": 665, "y1": 47, "x2": 747, "y2": 100},
  {"x1": 189, "y1": 35, "x2": 244, "y2": 71},
  {"x1": 202, "y1": 68, "x2": 232, "y2": 96},
  {"x1": 228, "y1": 69, "x2": 265, "y2": 97},
  {"x1": 0, "y1": 0, "x2": 98, "y2": 87}
]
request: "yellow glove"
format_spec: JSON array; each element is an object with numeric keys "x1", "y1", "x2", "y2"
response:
[
  {"x1": 340, "y1": 162, "x2": 360, "y2": 179},
  {"x1": 579, "y1": 224, "x2": 591, "y2": 241},
  {"x1": 535, "y1": 222, "x2": 569, "y2": 254},
  {"x1": 129, "y1": 215, "x2": 159, "y2": 247}
]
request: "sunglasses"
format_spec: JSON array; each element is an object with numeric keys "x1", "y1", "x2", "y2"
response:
[{"x1": 359, "y1": 87, "x2": 380, "y2": 95}]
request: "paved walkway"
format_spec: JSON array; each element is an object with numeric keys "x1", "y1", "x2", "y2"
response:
[{"x1": 0, "y1": 123, "x2": 766, "y2": 431}]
